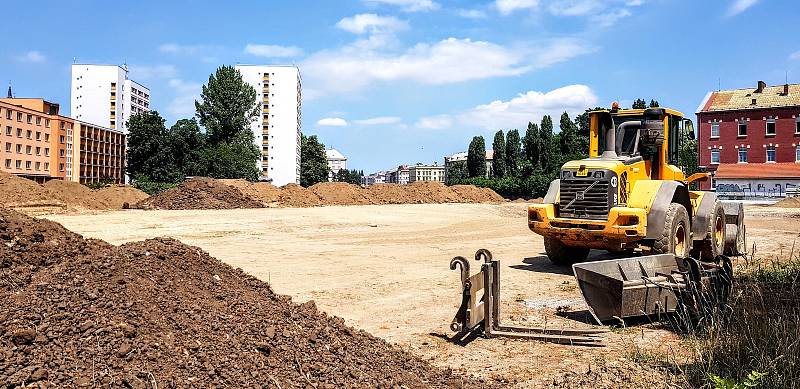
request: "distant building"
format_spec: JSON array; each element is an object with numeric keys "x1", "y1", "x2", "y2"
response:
[
  {"x1": 386, "y1": 164, "x2": 410, "y2": 184},
  {"x1": 71, "y1": 64, "x2": 150, "y2": 134},
  {"x1": 236, "y1": 65, "x2": 301, "y2": 186},
  {"x1": 365, "y1": 171, "x2": 387, "y2": 185},
  {"x1": 326, "y1": 148, "x2": 347, "y2": 181},
  {"x1": 1, "y1": 97, "x2": 126, "y2": 184},
  {"x1": 697, "y1": 80, "x2": 800, "y2": 197},
  {"x1": 444, "y1": 150, "x2": 494, "y2": 180},
  {"x1": 409, "y1": 162, "x2": 445, "y2": 183}
]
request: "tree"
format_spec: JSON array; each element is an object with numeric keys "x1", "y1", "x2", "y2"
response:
[
  {"x1": 540, "y1": 115, "x2": 554, "y2": 171},
  {"x1": 491, "y1": 130, "x2": 506, "y2": 178},
  {"x1": 467, "y1": 136, "x2": 486, "y2": 178},
  {"x1": 195, "y1": 65, "x2": 260, "y2": 144},
  {"x1": 201, "y1": 140, "x2": 260, "y2": 181},
  {"x1": 632, "y1": 98, "x2": 647, "y2": 109},
  {"x1": 126, "y1": 111, "x2": 177, "y2": 182},
  {"x1": 167, "y1": 119, "x2": 207, "y2": 178},
  {"x1": 523, "y1": 122, "x2": 540, "y2": 168},
  {"x1": 300, "y1": 134, "x2": 328, "y2": 187},
  {"x1": 559, "y1": 112, "x2": 580, "y2": 155},
  {"x1": 649, "y1": 99, "x2": 660, "y2": 108},
  {"x1": 445, "y1": 161, "x2": 468, "y2": 185},
  {"x1": 505, "y1": 129, "x2": 521, "y2": 177}
]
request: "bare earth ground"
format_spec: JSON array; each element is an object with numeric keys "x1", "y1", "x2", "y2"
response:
[{"x1": 45, "y1": 203, "x2": 800, "y2": 387}]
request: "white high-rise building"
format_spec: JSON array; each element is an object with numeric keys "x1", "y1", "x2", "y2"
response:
[
  {"x1": 70, "y1": 64, "x2": 150, "y2": 134},
  {"x1": 236, "y1": 65, "x2": 301, "y2": 186}
]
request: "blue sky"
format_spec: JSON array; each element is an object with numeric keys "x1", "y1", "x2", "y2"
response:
[{"x1": 2, "y1": 0, "x2": 798, "y2": 172}]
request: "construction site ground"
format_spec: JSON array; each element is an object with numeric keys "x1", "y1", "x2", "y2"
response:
[{"x1": 45, "y1": 203, "x2": 800, "y2": 387}]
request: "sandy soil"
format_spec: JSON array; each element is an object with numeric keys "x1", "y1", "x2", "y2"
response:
[{"x1": 45, "y1": 203, "x2": 799, "y2": 386}]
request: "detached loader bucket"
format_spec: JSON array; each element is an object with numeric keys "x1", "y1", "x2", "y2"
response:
[
  {"x1": 721, "y1": 201, "x2": 746, "y2": 256},
  {"x1": 573, "y1": 254, "x2": 686, "y2": 325}
]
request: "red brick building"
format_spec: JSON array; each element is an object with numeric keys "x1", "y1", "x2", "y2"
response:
[{"x1": 696, "y1": 81, "x2": 800, "y2": 196}]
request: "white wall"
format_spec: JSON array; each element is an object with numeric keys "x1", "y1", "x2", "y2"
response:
[
  {"x1": 71, "y1": 65, "x2": 149, "y2": 134},
  {"x1": 715, "y1": 178, "x2": 800, "y2": 197},
  {"x1": 236, "y1": 65, "x2": 301, "y2": 186}
]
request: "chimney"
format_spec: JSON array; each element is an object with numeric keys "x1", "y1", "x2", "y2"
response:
[
  {"x1": 756, "y1": 80, "x2": 767, "y2": 93},
  {"x1": 784, "y1": 84, "x2": 790, "y2": 96}
]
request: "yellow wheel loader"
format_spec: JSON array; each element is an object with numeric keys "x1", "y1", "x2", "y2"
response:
[{"x1": 525, "y1": 104, "x2": 746, "y2": 324}]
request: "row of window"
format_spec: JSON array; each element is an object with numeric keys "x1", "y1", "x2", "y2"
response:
[
  {"x1": 709, "y1": 146, "x2": 800, "y2": 163},
  {"x1": 1, "y1": 108, "x2": 54, "y2": 128},
  {"x1": 3, "y1": 159, "x2": 52, "y2": 171},
  {"x1": 711, "y1": 118, "x2": 800, "y2": 138},
  {"x1": 3, "y1": 142, "x2": 51, "y2": 156},
  {"x1": 3, "y1": 126, "x2": 51, "y2": 141}
]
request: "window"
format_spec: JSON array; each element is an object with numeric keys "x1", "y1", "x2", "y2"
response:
[
  {"x1": 5, "y1": 126, "x2": 10, "y2": 136},
  {"x1": 711, "y1": 122, "x2": 720, "y2": 138},
  {"x1": 766, "y1": 119, "x2": 776, "y2": 135},
  {"x1": 16, "y1": 128, "x2": 22, "y2": 137},
  {"x1": 738, "y1": 121, "x2": 747, "y2": 136},
  {"x1": 767, "y1": 147, "x2": 776, "y2": 162},
  {"x1": 710, "y1": 149, "x2": 720, "y2": 164},
  {"x1": 16, "y1": 112, "x2": 22, "y2": 121},
  {"x1": 44, "y1": 133, "x2": 49, "y2": 142},
  {"x1": 796, "y1": 117, "x2": 800, "y2": 134},
  {"x1": 25, "y1": 161, "x2": 31, "y2": 170},
  {"x1": 738, "y1": 148, "x2": 748, "y2": 163},
  {"x1": 5, "y1": 110, "x2": 11, "y2": 119},
  {"x1": 36, "y1": 117, "x2": 41, "y2": 125},
  {"x1": 4, "y1": 159, "x2": 9, "y2": 168},
  {"x1": 59, "y1": 149, "x2": 65, "y2": 157},
  {"x1": 35, "y1": 131, "x2": 41, "y2": 140},
  {"x1": 15, "y1": 144, "x2": 21, "y2": 153},
  {"x1": 35, "y1": 146, "x2": 41, "y2": 155},
  {"x1": 45, "y1": 118, "x2": 50, "y2": 128},
  {"x1": 4, "y1": 143, "x2": 10, "y2": 152},
  {"x1": 15, "y1": 160, "x2": 21, "y2": 169},
  {"x1": 35, "y1": 162, "x2": 40, "y2": 171},
  {"x1": 59, "y1": 135, "x2": 65, "y2": 144},
  {"x1": 44, "y1": 162, "x2": 49, "y2": 170},
  {"x1": 795, "y1": 145, "x2": 800, "y2": 162},
  {"x1": 26, "y1": 130, "x2": 32, "y2": 139},
  {"x1": 60, "y1": 122, "x2": 65, "y2": 130},
  {"x1": 25, "y1": 145, "x2": 31, "y2": 154},
  {"x1": 26, "y1": 114, "x2": 32, "y2": 124},
  {"x1": 59, "y1": 163, "x2": 64, "y2": 172}
]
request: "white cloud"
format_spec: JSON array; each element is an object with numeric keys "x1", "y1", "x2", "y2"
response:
[
  {"x1": 317, "y1": 117, "x2": 349, "y2": 127},
  {"x1": 354, "y1": 116, "x2": 402, "y2": 125},
  {"x1": 336, "y1": 14, "x2": 408, "y2": 34},
  {"x1": 790, "y1": 51, "x2": 800, "y2": 61},
  {"x1": 625, "y1": 0, "x2": 644, "y2": 5},
  {"x1": 591, "y1": 8, "x2": 632, "y2": 28},
  {"x1": 456, "y1": 9, "x2": 488, "y2": 18},
  {"x1": 244, "y1": 44, "x2": 304, "y2": 58},
  {"x1": 726, "y1": 0, "x2": 759, "y2": 17},
  {"x1": 129, "y1": 64, "x2": 177, "y2": 80},
  {"x1": 15, "y1": 51, "x2": 46, "y2": 63},
  {"x1": 548, "y1": 0, "x2": 600, "y2": 16},
  {"x1": 159, "y1": 43, "x2": 206, "y2": 55},
  {"x1": 302, "y1": 37, "x2": 592, "y2": 97},
  {"x1": 363, "y1": 0, "x2": 439, "y2": 12},
  {"x1": 496, "y1": 0, "x2": 540, "y2": 15},
  {"x1": 166, "y1": 79, "x2": 202, "y2": 118},
  {"x1": 415, "y1": 85, "x2": 598, "y2": 130}
]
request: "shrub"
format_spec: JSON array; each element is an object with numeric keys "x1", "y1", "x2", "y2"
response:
[{"x1": 132, "y1": 175, "x2": 178, "y2": 195}]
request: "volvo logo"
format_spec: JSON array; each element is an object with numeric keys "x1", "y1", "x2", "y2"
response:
[
  {"x1": 611, "y1": 176, "x2": 618, "y2": 188},
  {"x1": 577, "y1": 192, "x2": 585, "y2": 200}
]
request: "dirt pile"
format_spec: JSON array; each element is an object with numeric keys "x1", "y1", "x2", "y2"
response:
[
  {"x1": 277, "y1": 183, "x2": 322, "y2": 208},
  {"x1": 366, "y1": 183, "x2": 413, "y2": 204},
  {"x1": 404, "y1": 181, "x2": 462, "y2": 204},
  {"x1": 219, "y1": 179, "x2": 281, "y2": 206},
  {"x1": 451, "y1": 184, "x2": 506, "y2": 203},
  {"x1": 0, "y1": 208, "x2": 480, "y2": 388},
  {"x1": 0, "y1": 171, "x2": 147, "y2": 212},
  {"x1": 134, "y1": 177, "x2": 264, "y2": 210},
  {"x1": 310, "y1": 182, "x2": 374, "y2": 206},
  {"x1": 773, "y1": 196, "x2": 800, "y2": 208}
]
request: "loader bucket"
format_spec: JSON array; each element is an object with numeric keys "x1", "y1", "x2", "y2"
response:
[{"x1": 573, "y1": 254, "x2": 685, "y2": 325}]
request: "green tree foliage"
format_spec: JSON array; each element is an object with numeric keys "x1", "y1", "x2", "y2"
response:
[
  {"x1": 632, "y1": 98, "x2": 647, "y2": 109},
  {"x1": 559, "y1": 112, "x2": 580, "y2": 155},
  {"x1": 332, "y1": 169, "x2": 364, "y2": 185},
  {"x1": 649, "y1": 99, "x2": 660, "y2": 108},
  {"x1": 505, "y1": 129, "x2": 521, "y2": 177},
  {"x1": 523, "y1": 122, "x2": 540, "y2": 168},
  {"x1": 202, "y1": 138, "x2": 260, "y2": 181},
  {"x1": 126, "y1": 111, "x2": 179, "y2": 183},
  {"x1": 300, "y1": 134, "x2": 328, "y2": 187},
  {"x1": 445, "y1": 160, "x2": 468, "y2": 185},
  {"x1": 195, "y1": 65, "x2": 260, "y2": 144},
  {"x1": 540, "y1": 115, "x2": 555, "y2": 171},
  {"x1": 168, "y1": 119, "x2": 207, "y2": 178},
  {"x1": 491, "y1": 130, "x2": 506, "y2": 178},
  {"x1": 467, "y1": 136, "x2": 487, "y2": 178},
  {"x1": 678, "y1": 123, "x2": 699, "y2": 179}
]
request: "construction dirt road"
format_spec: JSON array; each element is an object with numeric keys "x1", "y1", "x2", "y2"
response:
[{"x1": 45, "y1": 203, "x2": 800, "y2": 387}]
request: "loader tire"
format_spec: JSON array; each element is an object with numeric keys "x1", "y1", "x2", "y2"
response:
[
  {"x1": 544, "y1": 237, "x2": 589, "y2": 265},
  {"x1": 690, "y1": 201, "x2": 725, "y2": 261},
  {"x1": 653, "y1": 203, "x2": 690, "y2": 258}
]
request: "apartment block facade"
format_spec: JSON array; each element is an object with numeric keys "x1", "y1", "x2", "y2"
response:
[
  {"x1": 0, "y1": 98, "x2": 126, "y2": 184},
  {"x1": 236, "y1": 65, "x2": 301, "y2": 186},
  {"x1": 326, "y1": 148, "x2": 347, "y2": 181},
  {"x1": 408, "y1": 163, "x2": 445, "y2": 183},
  {"x1": 71, "y1": 64, "x2": 150, "y2": 134},
  {"x1": 697, "y1": 81, "x2": 800, "y2": 196}
]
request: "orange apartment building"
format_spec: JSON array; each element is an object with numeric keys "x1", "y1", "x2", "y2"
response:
[{"x1": 0, "y1": 98, "x2": 126, "y2": 184}]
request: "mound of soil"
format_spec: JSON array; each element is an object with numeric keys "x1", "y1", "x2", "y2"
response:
[
  {"x1": 134, "y1": 177, "x2": 264, "y2": 210},
  {"x1": 310, "y1": 182, "x2": 374, "y2": 206},
  {"x1": 450, "y1": 185, "x2": 505, "y2": 203},
  {"x1": 0, "y1": 171, "x2": 63, "y2": 209},
  {"x1": 278, "y1": 184, "x2": 321, "y2": 208},
  {"x1": 773, "y1": 196, "x2": 800, "y2": 208},
  {"x1": 218, "y1": 179, "x2": 281, "y2": 206},
  {"x1": 93, "y1": 186, "x2": 150, "y2": 209},
  {"x1": 0, "y1": 208, "x2": 479, "y2": 387},
  {"x1": 43, "y1": 179, "x2": 109, "y2": 210},
  {"x1": 404, "y1": 182, "x2": 462, "y2": 204},
  {"x1": 366, "y1": 184, "x2": 414, "y2": 204}
]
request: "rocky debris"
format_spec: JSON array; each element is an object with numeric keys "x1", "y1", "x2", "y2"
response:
[
  {"x1": 134, "y1": 177, "x2": 264, "y2": 210},
  {"x1": 0, "y1": 207, "x2": 486, "y2": 387},
  {"x1": 544, "y1": 359, "x2": 680, "y2": 388}
]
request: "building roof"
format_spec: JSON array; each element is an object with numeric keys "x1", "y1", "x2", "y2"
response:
[
  {"x1": 698, "y1": 81, "x2": 800, "y2": 113},
  {"x1": 325, "y1": 148, "x2": 346, "y2": 160},
  {"x1": 715, "y1": 163, "x2": 800, "y2": 179}
]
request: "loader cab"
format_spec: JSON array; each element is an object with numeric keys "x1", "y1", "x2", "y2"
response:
[{"x1": 588, "y1": 106, "x2": 692, "y2": 181}]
